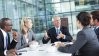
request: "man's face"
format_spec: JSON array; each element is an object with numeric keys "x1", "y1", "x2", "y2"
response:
[
  {"x1": 4, "y1": 20, "x2": 12, "y2": 32},
  {"x1": 53, "y1": 17, "x2": 61, "y2": 28},
  {"x1": 90, "y1": 18, "x2": 95, "y2": 26},
  {"x1": 90, "y1": 15, "x2": 95, "y2": 26}
]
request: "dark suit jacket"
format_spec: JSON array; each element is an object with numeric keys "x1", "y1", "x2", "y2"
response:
[
  {"x1": 0, "y1": 30, "x2": 17, "y2": 56},
  {"x1": 58, "y1": 26, "x2": 99, "y2": 56},
  {"x1": 42, "y1": 26, "x2": 72, "y2": 43},
  {"x1": 94, "y1": 27, "x2": 99, "y2": 41}
]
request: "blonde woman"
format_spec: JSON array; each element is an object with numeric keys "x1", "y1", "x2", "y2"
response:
[{"x1": 16, "y1": 17, "x2": 38, "y2": 50}]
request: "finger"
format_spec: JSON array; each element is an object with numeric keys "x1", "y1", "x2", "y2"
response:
[{"x1": 9, "y1": 49, "x2": 16, "y2": 52}]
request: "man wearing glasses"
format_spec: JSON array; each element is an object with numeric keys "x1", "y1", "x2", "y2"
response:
[{"x1": 0, "y1": 18, "x2": 18, "y2": 56}]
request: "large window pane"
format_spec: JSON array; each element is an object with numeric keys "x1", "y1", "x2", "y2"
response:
[
  {"x1": 75, "y1": 0, "x2": 99, "y2": 11},
  {"x1": 0, "y1": 0, "x2": 3, "y2": 19}
]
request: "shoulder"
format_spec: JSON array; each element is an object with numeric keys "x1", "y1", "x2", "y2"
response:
[
  {"x1": 61, "y1": 26, "x2": 68, "y2": 31},
  {"x1": 78, "y1": 28, "x2": 94, "y2": 37},
  {"x1": 61, "y1": 26, "x2": 68, "y2": 29},
  {"x1": 78, "y1": 28, "x2": 90, "y2": 35},
  {"x1": 48, "y1": 27, "x2": 55, "y2": 31},
  {"x1": 77, "y1": 30, "x2": 84, "y2": 35}
]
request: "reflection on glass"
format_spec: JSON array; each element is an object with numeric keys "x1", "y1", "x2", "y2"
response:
[{"x1": 0, "y1": 0, "x2": 99, "y2": 36}]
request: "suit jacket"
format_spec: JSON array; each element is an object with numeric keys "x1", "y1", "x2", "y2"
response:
[
  {"x1": 0, "y1": 30, "x2": 17, "y2": 56},
  {"x1": 42, "y1": 26, "x2": 72, "y2": 43},
  {"x1": 58, "y1": 26, "x2": 99, "y2": 56},
  {"x1": 16, "y1": 30, "x2": 35, "y2": 50},
  {"x1": 94, "y1": 27, "x2": 99, "y2": 41}
]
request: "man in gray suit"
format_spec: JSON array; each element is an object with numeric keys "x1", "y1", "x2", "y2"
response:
[{"x1": 57, "y1": 12, "x2": 99, "y2": 56}]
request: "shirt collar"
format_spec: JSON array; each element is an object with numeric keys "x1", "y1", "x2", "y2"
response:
[
  {"x1": 96, "y1": 26, "x2": 99, "y2": 29},
  {"x1": 55, "y1": 26, "x2": 60, "y2": 30},
  {"x1": 0, "y1": 29, "x2": 7, "y2": 38}
]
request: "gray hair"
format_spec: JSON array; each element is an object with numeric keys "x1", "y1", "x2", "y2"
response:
[{"x1": 52, "y1": 16, "x2": 61, "y2": 22}]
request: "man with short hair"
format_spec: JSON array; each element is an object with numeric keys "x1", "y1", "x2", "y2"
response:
[
  {"x1": 0, "y1": 18, "x2": 18, "y2": 56},
  {"x1": 91, "y1": 10, "x2": 99, "y2": 40},
  {"x1": 42, "y1": 16, "x2": 72, "y2": 44}
]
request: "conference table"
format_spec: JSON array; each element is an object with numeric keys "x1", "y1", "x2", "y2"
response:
[{"x1": 17, "y1": 43, "x2": 72, "y2": 56}]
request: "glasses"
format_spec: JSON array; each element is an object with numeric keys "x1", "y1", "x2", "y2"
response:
[{"x1": 6, "y1": 24, "x2": 13, "y2": 26}]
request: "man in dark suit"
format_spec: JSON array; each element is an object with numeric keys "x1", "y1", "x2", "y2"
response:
[
  {"x1": 91, "y1": 10, "x2": 99, "y2": 41},
  {"x1": 0, "y1": 18, "x2": 18, "y2": 56},
  {"x1": 42, "y1": 16, "x2": 72, "y2": 44}
]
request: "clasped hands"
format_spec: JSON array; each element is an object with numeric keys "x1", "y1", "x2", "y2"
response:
[{"x1": 57, "y1": 33, "x2": 65, "y2": 39}]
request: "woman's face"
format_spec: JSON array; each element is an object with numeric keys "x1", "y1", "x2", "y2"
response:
[
  {"x1": 25, "y1": 20, "x2": 33, "y2": 29},
  {"x1": 76, "y1": 19, "x2": 80, "y2": 28}
]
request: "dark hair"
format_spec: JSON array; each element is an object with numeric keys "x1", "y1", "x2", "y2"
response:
[
  {"x1": 76, "y1": 12, "x2": 91, "y2": 26},
  {"x1": 0, "y1": 18, "x2": 10, "y2": 29},
  {"x1": 91, "y1": 10, "x2": 99, "y2": 21}
]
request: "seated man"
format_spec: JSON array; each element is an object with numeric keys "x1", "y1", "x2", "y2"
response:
[
  {"x1": 42, "y1": 16, "x2": 72, "y2": 44},
  {"x1": 91, "y1": 10, "x2": 99, "y2": 41},
  {"x1": 0, "y1": 18, "x2": 18, "y2": 56}
]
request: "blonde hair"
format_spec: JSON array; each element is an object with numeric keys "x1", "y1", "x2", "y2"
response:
[{"x1": 20, "y1": 17, "x2": 32, "y2": 34}]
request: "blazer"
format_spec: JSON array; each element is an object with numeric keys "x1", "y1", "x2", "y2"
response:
[
  {"x1": 16, "y1": 30, "x2": 35, "y2": 50},
  {"x1": 42, "y1": 26, "x2": 72, "y2": 43},
  {"x1": 58, "y1": 26, "x2": 99, "y2": 56},
  {"x1": 0, "y1": 30, "x2": 17, "y2": 56},
  {"x1": 94, "y1": 27, "x2": 99, "y2": 41}
]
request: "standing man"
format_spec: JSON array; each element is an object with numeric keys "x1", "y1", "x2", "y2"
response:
[
  {"x1": 42, "y1": 16, "x2": 72, "y2": 44},
  {"x1": 91, "y1": 10, "x2": 99, "y2": 40},
  {"x1": 0, "y1": 18, "x2": 18, "y2": 56}
]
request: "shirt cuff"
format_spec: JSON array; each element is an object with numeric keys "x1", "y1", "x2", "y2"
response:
[
  {"x1": 63, "y1": 35, "x2": 66, "y2": 39},
  {"x1": 14, "y1": 39, "x2": 18, "y2": 42},
  {"x1": 4, "y1": 50, "x2": 7, "y2": 55}
]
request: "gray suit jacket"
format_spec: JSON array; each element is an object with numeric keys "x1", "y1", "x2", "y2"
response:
[
  {"x1": 16, "y1": 30, "x2": 35, "y2": 50},
  {"x1": 58, "y1": 26, "x2": 99, "y2": 56}
]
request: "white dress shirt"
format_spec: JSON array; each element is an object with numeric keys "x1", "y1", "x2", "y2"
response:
[{"x1": 0, "y1": 29, "x2": 8, "y2": 55}]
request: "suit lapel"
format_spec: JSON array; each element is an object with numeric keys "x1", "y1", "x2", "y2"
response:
[
  {"x1": 22, "y1": 35, "x2": 27, "y2": 44},
  {"x1": 60, "y1": 26, "x2": 64, "y2": 34},
  {"x1": 53, "y1": 27, "x2": 57, "y2": 37},
  {"x1": 0, "y1": 30, "x2": 4, "y2": 49},
  {"x1": 7, "y1": 33, "x2": 10, "y2": 46}
]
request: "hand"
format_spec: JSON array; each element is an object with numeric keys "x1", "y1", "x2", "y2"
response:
[
  {"x1": 12, "y1": 31, "x2": 18, "y2": 41},
  {"x1": 7, "y1": 49, "x2": 17, "y2": 56},
  {"x1": 7, "y1": 53, "x2": 17, "y2": 56},
  {"x1": 44, "y1": 31, "x2": 49, "y2": 40},
  {"x1": 58, "y1": 33, "x2": 65, "y2": 39},
  {"x1": 55, "y1": 42, "x2": 65, "y2": 48}
]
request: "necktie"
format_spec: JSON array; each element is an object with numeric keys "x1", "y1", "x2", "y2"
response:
[
  {"x1": 56, "y1": 28, "x2": 61, "y2": 40},
  {"x1": 56, "y1": 28, "x2": 60, "y2": 35},
  {"x1": 5, "y1": 33, "x2": 8, "y2": 50}
]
